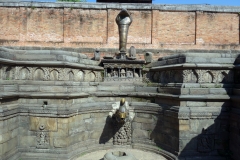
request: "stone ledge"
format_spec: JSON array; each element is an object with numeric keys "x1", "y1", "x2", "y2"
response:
[
  {"x1": 150, "y1": 63, "x2": 234, "y2": 71},
  {"x1": 0, "y1": 2, "x2": 240, "y2": 12},
  {"x1": 0, "y1": 58, "x2": 103, "y2": 70}
]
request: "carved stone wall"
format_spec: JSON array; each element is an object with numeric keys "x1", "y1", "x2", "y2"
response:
[{"x1": 1, "y1": 66, "x2": 102, "y2": 82}]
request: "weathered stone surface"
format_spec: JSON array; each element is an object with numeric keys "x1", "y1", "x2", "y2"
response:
[
  {"x1": 132, "y1": 129, "x2": 149, "y2": 139},
  {"x1": 189, "y1": 119, "x2": 215, "y2": 134},
  {"x1": 29, "y1": 117, "x2": 57, "y2": 131}
]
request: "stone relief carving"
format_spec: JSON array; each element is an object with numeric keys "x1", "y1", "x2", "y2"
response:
[
  {"x1": 0, "y1": 65, "x2": 100, "y2": 82},
  {"x1": 109, "y1": 100, "x2": 135, "y2": 145},
  {"x1": 36, "y1": 131, "x2": 49, "y2": 149},
  {"x1": 146, "y1": 69, "x2": 234, "y2": 84}
]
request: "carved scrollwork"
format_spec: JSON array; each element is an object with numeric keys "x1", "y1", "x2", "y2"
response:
[{"x1": 42, "y1": 67, "x2": 50, "y2": 81}]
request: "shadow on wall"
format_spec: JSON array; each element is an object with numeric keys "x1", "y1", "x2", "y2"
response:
[
  {"x1": 150, "y1": 71, "x2": 234, "y2": 159},
  {"x1": 178, "y1": 106, "x2": 232, "y2": 160},
  {"x1": 99, "y1": 116, "x2": 115, "y2": 144}
]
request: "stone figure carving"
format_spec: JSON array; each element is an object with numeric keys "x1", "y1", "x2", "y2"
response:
[
  {"x1": 120, "y1": 69, "x2": 126, "y2": 77},
  {"x1": 127, "y1": 70, "x2": 133, "y2": 78},
  {"x1": 128, "y1": 46, "x2": 136, "y2": 60},
  {"x1": 94, "y1": 48, "x2": 100, "y2": 61},
  {"x1": 36, "y1": 132, "x2": 49, "y2": 149},
  {"x1": 144, "y1": 52, "x2": 153, "y2": 63},
  {"x1": 112, "y1": 69, "x2": 118, "y2": 77},
  {"x1": 109, "y1": 98, "x2": 135, "y2": 145},
  {"x1": 116, "y1": 9, "x2": 132, "y2": 59}
]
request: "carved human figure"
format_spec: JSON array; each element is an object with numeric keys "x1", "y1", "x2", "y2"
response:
[
  {"x1": 120, "y1": 69, "x2": 126, "y2": 77},
  {"x1": 127, "y1": 70, "x2": 133, "y2": 78},
  {"x1": 134, "y1": 72, "x2": 139, "y2": 77},
  {"x1": 113, "y1": 69, "x2": 118, "y2": 77}
]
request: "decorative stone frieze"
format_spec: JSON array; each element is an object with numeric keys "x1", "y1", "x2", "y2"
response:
[{"x1": 1, "y1": 65, "x2": 103, "y2": 82}]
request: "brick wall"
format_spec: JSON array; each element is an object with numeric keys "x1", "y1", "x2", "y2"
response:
[{"x1": 0, "y1": 3, "x2": 239, "y2": 51}]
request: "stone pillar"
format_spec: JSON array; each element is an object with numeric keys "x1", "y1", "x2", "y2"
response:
[
  {"x1": 118, "y1": 67, "x2": 121, "y2": 78},
  {"x1": 133, "y1": 68, "x2": 135, "y2": 78},
  {"x1": 139, "y1": 69, "x2": 142, "y2": 77},
  {"x1": 104, "y1": 68, "x2": 107, "y2": 77}
]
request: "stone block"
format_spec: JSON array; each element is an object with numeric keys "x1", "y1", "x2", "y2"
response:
[
  {"x1": 141, "y1": 123, "x2": 156, "y2": 131},
  {"x1": 132, "y1": 122, "x2": 142, "y2": 129},
  {"x1": 0, "y1": 142, "x2": 2, "y2": 155},
  {"x1": 136, "y1": 87, "x2": 157, "y2": 93},
  {"x1": 136, "y1": 113, "x2": 152, "y2": 118},
  {"x1": 187, "y1": 101, "x2": 206, "y2": 107},
  {"x1": 11, "y1": 128, "x2": 18, "y2": 138},
  {"x1": 90, "y1": 112, "x2": 108, "y2": 118},
  {"x1": 189, "y1": 119, "x2": 215, "y2": 134},
  {"x1": 3, "y1": 85, "x2": 17, "y2": 92},
  {"x1": 69, "y1": 125, "x2": 85, "y2": 135},
  {"x1": 179, "y1": 120, "x2": 189, "y2": 125},
  {"x1": 58, "y1": 118, "x2": 69, "y2": 124},
  {"x1": 81, "y1": 86, "x2": 98, "y2": 92},
  {"x1": 40, "y1": 86, "x2": 67, "y2": 92},
  {"x1": 179, "y1": 124, "x2": 190, "y2": 131},
  {"x1": 189, "y1": 88, "x2": 209, "y2": 95},
  {"x1": 200, "y1": 84, "x2": 216, "y2": 88},
  {"x1": 19, "y1": 136, "x2": 35, "y2": 147},
  {"x1": 179, "y1": 138, "x2": 197, "y2": 151},
  {"x1": 19, "y1": 85, "x2": 39, "y2": 92},
  {"x1": 183, "y1": 83, "x2": 200, "y2": 88},
  {"x1": 5, "y1": 136, "x2": 17, "y2": 153},
  {"x1": 206, "y1": 101, "x2": 230, "y2": 107},
  {"x1": 119, "y1": 85, "x2": 135, "y2": 92},
  {"x1": 0, "y1": 132, "x2": 11, "y2": 144},
  {"x1": 89, "y1": 130, "x2": 102, "y2": 139},
  {"x1": 29, "y1": 117, "x2": 57, "y2": 131},
  {"x1": 181, "y1": 88, "x2": 189, "y2": 95},
  {"x1": 69, "y1": 131, "x2": 89, "y2": 145},
  {"x1": 97, "y1": 86, "x2": 119, "y2": 91},
  {"x1": 133, "y1": 117, "x2": 154, "y2": 124},
  {"x1": 54, "y1": 137, "x2": 68, "y2": 148},
  {"x1": 132, "y1": 129, "x2": 149, "y2": 139},
  {"x1": 209, "y1": 88, "x2": 231, "y2": 95}
]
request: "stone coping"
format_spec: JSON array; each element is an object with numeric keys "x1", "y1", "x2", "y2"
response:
[
  {"x1": 0, "y1": 2, "x2": 240, "y2": 12},
  {"x1": 3, "y1": 46, "x2": 240, "y2": 57},
  {"x1": 0, "y1": 58, "x2": 103, "y2": 70},
  {"x1": 150, "y1": 63, "x2": 234, "y2": 71},
  {"x1": 101, "y1": 59, "x2": 145, "y2": 64},
  {"x1": 0, "y1": 91, "x2": 232, "y2": 101}
]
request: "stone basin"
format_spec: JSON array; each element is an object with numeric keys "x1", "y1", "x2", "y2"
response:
[{"x1": 104, "y1": 151, "x2": 137, "y2": 160}]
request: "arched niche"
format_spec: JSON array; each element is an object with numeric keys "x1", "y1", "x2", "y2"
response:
[
  {"x1": 203, "y1": 71, "x2": 213, "y2": 83},
  {"x1": 85, "y1": 71, "x2": 96, "y2": 82},
  {"x1": 75, "y1": 70, "x2": 84, "y2": 81},
  {"x1": 5, "y1": 67, "x2": 14, "y2": 80},
  {"x1": 19, "y1": 67, "x2": 30, "y2": 80},
  {"x1": 33, "y1": 68, "x2": 44, "y2": 80},
  {"x1": 50, "y1": 69, "x2": 59, "y2": 81},
  {"x1": 68, "y1": 71, "x2": 74, "y2": 81}
]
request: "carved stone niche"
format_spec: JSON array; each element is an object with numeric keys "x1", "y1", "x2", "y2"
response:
[{"x1": 102, "y1": 59, "x2": 144, "y2": 82}]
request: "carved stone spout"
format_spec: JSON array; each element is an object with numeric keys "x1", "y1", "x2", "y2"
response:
[{"x1": 116, "y1": 9, "x2": 132, "y2": 59}]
